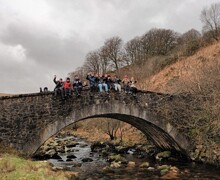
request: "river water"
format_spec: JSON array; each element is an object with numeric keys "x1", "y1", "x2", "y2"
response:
[{"x1": 47, "y1": 136, "x2": 220, "y2": 180}]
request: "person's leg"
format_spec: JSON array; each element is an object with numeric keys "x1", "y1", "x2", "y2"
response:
[
  {"x1": 67, "y1": 88, "x2": 71, "y2": 96},
  {"x1": 133, "y1": 87, "x2": 137, "y2": 94},
  {"x1": 125, "y1": 85, "x2": 129, "y2": 93},
  {"x1": 64, "y1": 88, "x2": 68, "y2": 96},
  {"x1": 118, "y1": 84, "x2": 121, "y2": 92},
  {"x1": 98, "y1": 84, "x2": 103, "y2": 92},
  {"x1": 90, "y1": 85, "x2": 93, "y2": 92},
  {"x1": 75, "y1": 87, "x2": 79, "y2": 95},
  {"x1": 54, "y1": 88, "x2": 58, "y2": 96},
  {"x1": 114, "y1": 83, "x2": 117, "y2": 91},
  {"x1": 60, "y1": 88, "x2": 64, "y2": 99},
  {"x1": 103, "y1": 83, "x2": 108, "y2": 92},
  {"x1": 78, "y1": 87, "x2": 82, "y2": 95},
  {"x1": 128, "y1": 86, "x2": 131, "y2": 93}
]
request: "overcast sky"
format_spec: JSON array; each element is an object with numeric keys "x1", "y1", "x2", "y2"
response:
[{"x1": 0, "y1": 0, "x2": 219, "y2": 94}]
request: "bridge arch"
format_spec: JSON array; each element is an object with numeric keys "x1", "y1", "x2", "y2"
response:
[
  {"x1": 0, "y1": 92, "x2": 191, "y2": 157},
  {"x1": 28, "y1": 102, "x2": 189, "y2": 156}
]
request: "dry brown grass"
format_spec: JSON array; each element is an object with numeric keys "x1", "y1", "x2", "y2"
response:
[
  {"x1": 0, "y1": 93, "x2": 12, "y2": 96},
  {"x1": 137, "y1": 40, "x2": 220, "y2": 164},
  {"x1": 0, "y1": 143, "x2": 20, "y2": 156},
  {"x1": 143, "y1": 40, "x2": 220, "y2": 93},
  {"x1": 72, "y1": 119, "x2": 148, "y2": 146},
  {"x1": 0, "y1": 160, "x2": 16, "y2": 173}
]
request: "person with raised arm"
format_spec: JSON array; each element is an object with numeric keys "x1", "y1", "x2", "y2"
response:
[{"x1": 53, "y1": 75, "x2": 64, "y2": 99}]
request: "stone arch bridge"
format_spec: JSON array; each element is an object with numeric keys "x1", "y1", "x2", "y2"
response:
[{"x1": 0, "y1": 91, "x2": 193, "y2": 156}]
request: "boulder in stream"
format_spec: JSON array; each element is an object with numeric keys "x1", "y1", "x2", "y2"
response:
[
  {"x1": 51, "y1": 153, "x2": 62, "y2": 160},
  {"x1": 66, "y1": 143, "x2": 79, "y2": 148},
  {"x1": 156, "y1": 151, "x2": 171, "y2": 161},
  {"x1": 67, "y1": 155, "x2": 77, "y2": 159},
  {"x1": 82, "y1": 158, "x2": 93, "y2": 162},
  {"x1": 140, "y1": 162, "x2": 150, "y2": 168},
  {"x1": 72, "y1": 162, "x2": 82, "y2": 167},
  {"x1": 115, "y1": 146, "x2": 129, "y2": 154},
  {"x1": 110, "y1": 161, "x2": 121, "y2": 168},
  {"x1": 107, "y1": 154, "x2": 127, "y2": 163},
  {"x1": 66, "y1": 158, "x2": 73, "y2": 162}
]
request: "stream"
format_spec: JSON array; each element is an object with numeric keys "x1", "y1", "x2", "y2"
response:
[{"x1": 36, "y1": 135, "x2": 220, "y2": 179}]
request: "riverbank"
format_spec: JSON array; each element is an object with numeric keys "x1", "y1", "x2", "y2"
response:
[
  {"x1": 0, "y1": 145, "x2": 78, "y2": 179},
  {"x1": 0, "y1": 154, "x2": 78, "y2": 179},
  {"x1": 34, "y1": 131, "x2": 220, "y2": 179},
  {"x1": 1, "y1": 127, "x2": 220, "y2": 179}
]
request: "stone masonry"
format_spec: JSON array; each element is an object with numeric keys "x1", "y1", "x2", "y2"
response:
[{"x1": 0, "y1": 91, "x2": 192, "y2": 156}]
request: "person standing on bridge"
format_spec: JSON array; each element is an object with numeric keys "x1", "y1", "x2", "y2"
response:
[{"x1": 53, "y1": 75, "x2": 64, "y2": 99}]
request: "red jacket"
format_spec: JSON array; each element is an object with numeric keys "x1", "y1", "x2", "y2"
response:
[{"x1": 64, "y1": 81, "x2": 71, "y2": 89}]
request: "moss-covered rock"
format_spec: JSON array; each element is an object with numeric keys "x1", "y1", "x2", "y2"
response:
[
  {"x1": 157, "y1": 164, "x2": 171, "y2": 171},
  {"x1": 156, "y1": 151, "x2": 171, "y2": 160},
  {"x1": 107, "y1": 154, "x2": 126, "y2": 162},
  {"x1": 140, "y1": 162, "x2": 150, "y2": 168}
]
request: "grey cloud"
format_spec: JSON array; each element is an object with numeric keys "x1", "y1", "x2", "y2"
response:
[
  {"x1": 0, "y1": 21, "x2": 91, "y2": 93},
  {"x1": 1, "y1": 22, "x2": 88, "y2": 68},
  {"x1": 0, "y1": 0, "x2": 219, "y2": 93}
]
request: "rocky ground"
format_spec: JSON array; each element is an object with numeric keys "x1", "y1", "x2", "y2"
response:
[{"x1": 34, "y1": 129, "x2": 191, "y2": 179}]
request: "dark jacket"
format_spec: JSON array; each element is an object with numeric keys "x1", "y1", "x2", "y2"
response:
[
  {"x1": 113, "y1": 78, "x2": 121, "y2": 84},
  {"x1": 73, "y1": 78, "x2": 82, "y2": 87},
  {"x1": 53, "y1": 77, "x2": 63, "y2": 89},
  {"x1": 98, "y1": 76, "x2": 108, "y2": 84}
]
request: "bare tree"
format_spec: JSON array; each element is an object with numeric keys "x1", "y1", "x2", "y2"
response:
[
  {"x1": 181, "y1": 29, "x2": 201, "y2": 43},
  {"x1": 99, "y1": 46, "x2": 111, "y2": 74},
  {"x1": 124, "y1": 37, "x2": 143, "y2": 65},
  {"x1": 97, "y1": 118, "x2": 122, "y2": 140},
  {"x1": 201, "y1": 3, "x2": 220, "y2": 40},
  {"x1": 84, "y1": 50, "x2": 100, "y2": 74},
  {"x1": 69, "y1": 66, "x2": 87, "y2": 81},
  {"x1": 141, "y1": 28, "x2": 178, "y2": 56},
  {"x1": 179, "y1": 29, "x2": 202, "y2": 55},
  {"x1": 103, "y1": 36, "x2": 123, "y2": 75}
]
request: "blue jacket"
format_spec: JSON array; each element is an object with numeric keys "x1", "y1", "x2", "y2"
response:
[{"x1": 86, "y1": 75, "x2": 98, "y2": 86}]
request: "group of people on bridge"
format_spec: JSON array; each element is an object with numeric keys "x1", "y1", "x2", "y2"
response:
[{"x1": 53, "y1": 73, "x2": 138, "y2": 99}]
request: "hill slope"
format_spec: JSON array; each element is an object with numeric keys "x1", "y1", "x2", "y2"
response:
[
  {"x1": 0, "y1": 93, "x2": 12, "y2": 96},
  {"x1": 141, "y1": 40, "x2": 220, "y2": 165},
  {"x1": 144, "y1": 41, "x2": 220, "y2": 93}
]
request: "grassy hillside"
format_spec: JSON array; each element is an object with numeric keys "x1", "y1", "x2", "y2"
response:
[
  {"x1": 139, "y1": 40, "x2": 220, "y2": 165},
  {"x1": 143, "y1": 41, "x2": 220, "y2": 93}
]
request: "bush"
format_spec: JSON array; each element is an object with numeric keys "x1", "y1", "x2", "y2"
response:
[{"x1": 184, "y1": 40, "x2": 201, "y2": 56}]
